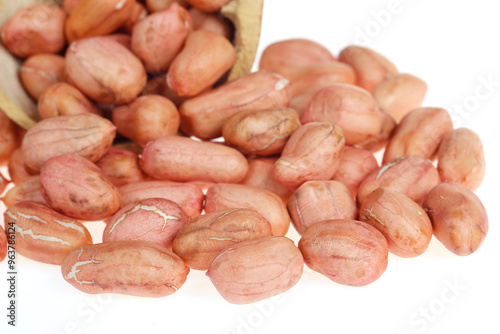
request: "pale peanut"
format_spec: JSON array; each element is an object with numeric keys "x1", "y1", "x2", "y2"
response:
[
  {"x1": 298, "y1": 220, "x2": 388, "y2": 287},
  {"x1": 179, "y1": 70, "x2": 291, "y2": 140},
  {"x1": 61, "y1": 241, "x2": 190, "y2": 297},
  {"x1": 423, "y1": 182, "x2": 488, "y2": 256},
  {"x1": 131, "y1": 3, "x2": 192, "y2": 73},
  {"x1": 354, "y1": 107, "x2": 396, "y2": 153},
  {"x1": 1, "y1": 5, "x2": 66, "y2": 58},
  {"x1": 103, "y1": 198, "x2": 189, "y2": 249},
  {"x1": 168, "y1": 30, "x2": 236, "y2": 97},
  {"x1": 301, "y1": 84, "x2": 382, "y2": 146},
  {"x1": 357, "y1": 155, "x2": 440, "y2": 205},
  {"x1": 172, "y1": 208, "x2": 272, "y2": 270},
  {"x1": 287, "y1": 181, "x2": 357, "y2": 235},
  {"x1": 40, "y1": 154, "x2": 121, "y2": 221},
  {"x1": 437, "y1": 128, "x2": 485, "y2": 190},
  {"x1": 21, "y1": 113, "x2": 116, "y2": 172},
  {"x1": 205, "y1": 183, "x2": 290, "y2": 236},
  {"x1": 288, "y1": 86, "x2": 325, "y2": 117},
  {"x1": 383, "y1": 107, "x2": 453, "y2": 163},
  {"x1": 112, "y1": 95, "x2": 180, "y2": 146},
  {"x1": 273, "y1": 122, "x2": 345, "y2": 188},
  {"x1": 119, "y1": 181, "x2": 204, "y2": 218},
  {"x1": 95, "y1": 147, "x2": 148, "y2": 187},
  {"x1": 1, "y1": 176, "x2": 46, "y2": 208},
  {"x1": 222, "y1": 108, "x2": 301, "y2": 156},
  {"x1": 206, "y1": 236, "x2": 303, "y2": 304},
  {"x1": 19, "y1": 54, "x2": 65, "y2": 100},
  {"x1": 359, "y1": 187, "x2": 433, "y2": 257},
  {"x1": 141, "y1": 136, "x2": 248, "y2": 184},
  {"x1": 38, "y1": 83, "x2": 101, "y2": 119},
  {"x1": 332, "y1": 146, "x2": 379, "y2": 197},
  {"x1": 4, "y1": 201, "x2": 93, "y2": 265}
]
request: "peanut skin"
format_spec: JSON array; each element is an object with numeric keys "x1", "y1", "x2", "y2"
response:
[
  {"x1": 8, "y1": 149, "x2": 33, "y2": 184},
  {"x1": 95, "y1": 147, "x2": 148, "y2": 187},
  {"x1": 357, "y1": 155, "x2": 440, "y2": 205},
  {"x1": 0, "y1": 225, "x2": 7, "y2": 262},
  {"x1": 19, "y1": 54, "x2": 66, "y2": 100},
  {"x1": 354, "y1": 107, "x2": 396, "y2": 153},
  {"x1": 21, "y1": 113, "x2": 116, "y2": 172},
  {"x1": 222, "y1": 108, "x2": 301, "y2": 156},
  {"x1": 40, "y1": 154, "x2": 121, "y2": 221},
  {"x1": 437, "y1": 128, "x2": 485, "y2": 190},
  {"x1": 298, "y1": 220, "x2": 388, "y2": 287},
  {"x1": 259, "y1": 38, "x2": 336, "y2": 72},
  {"x1": 141, "y1": 136, "x2": 248, "y2": 184},
  {"x1": 383, "y1": 107, "x2": 453, "y2": 164},
  {"x1": 273, "y1": 122, "x2": 345, "y2": 188},
  {"x1": 301, "y1": 84, "x2": 382, "y2": 146},
  {"x1": 172, "y1": 208, "x2": 272, "y2": 270},
  {"x1": 206, "y1": 236, "x2": 304, "y2": 304},
  {"x1": 119, "y1": 181, "x2": 204, "y2": 218},
  {"x1": 423, "y1": 182, "x2": 488, "y2": 256},
  {"x1": 0, "y1": 109, "x2": 22, "y2": 166},
  {"x1": 103, "y1": 198, "x2": 189, "y2": 250},
  {"x1": 359, "y1": 187, "x2": 433, "y2": 257},
  {"x1": 205, "y1": 183, "x2": 291, "y2": 236},
  {"x1": 61, "y1": 241, "x2": 190, "y2": 297},
  {"x1": 0, "y1": 173, "x2": 10, "y2": 195},
  {"x1": 189, "y1": 7, "x2": 232, "y2": 39},
  {"x1": 1, "y1": 175, "x2": 46, "y2": 208},
  {"x1": 146, "y1": 0, "x2": 188, "y2": 13},
  {"x1": 288, "y1": 181, "x2": 357, "y2": 235},
  {"x1": 168, "y1": 30, "x2": 236, "y2": 97},
  {"x1": 4, "y1": 201, "x2": 93, "y2": 265},
  {"x1": 179, "y1": 70, "x2": 291, "y2": 140}
]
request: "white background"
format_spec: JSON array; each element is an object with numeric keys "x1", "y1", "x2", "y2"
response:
[{"x1": 2, "y1": 0, "x2": 500, "y2": 333}]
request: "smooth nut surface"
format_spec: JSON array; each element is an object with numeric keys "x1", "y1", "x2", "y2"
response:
[
  {"x1": 206, "y1": 236, "x2": 303, "y2": 304},
  {"x1": 1, "y1": 175, "x2": 46, "y2": 208},
  {"x1": 4, "y1": 201, "x2": 93, "y2": 264},
  {"x1": 172, "y1": 208, "x2": 272, "y2": 270},
  {"x1": 95, "y1": 147, "x2": 148, "y2": 187},
  {"x1": 61, "y1": 240, "x2": 190, "y2": 297},
  {"x1": 299, "y1": 219, "x2": 388, "y2": 287},
  {"x1": 423, "y1": 182, "x2": 488, "y2": 256},
  {"x1": 19, "y1": 54, "x2": 66, "y2": 100},
  {"x1": 7, "y1": 148, "x2": 33, "y2": 184},
  {"x1": 359, "y1": 187, "x2": 433, "y2": 258}
]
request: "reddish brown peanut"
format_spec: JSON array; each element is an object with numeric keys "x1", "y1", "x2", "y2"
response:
[
  {"x1": 273, "y1": 122, "x2": 345, "y2": 188},
  {"x1": 423, "y1": 182, "x2": 488, "y2": 256},
  {"x1": 186, "y1": 0, "x2": 230, "y2": 12},
  {"x1": 259, "y1": 39, "x2": 336, "y2": 72},
  {"x1": 168, "y1": 30, "x2": 236, "y2": 97},
  {"x1": 172, "y1": 208, "x2": 272, "y2": 270},
  {"x1": 122, "y1": 2, "x2": 147, "y2": 34},
  {"x1": 95, "y1": 147, "x2": 148, "y2": 187},
  {"x1": 189, "y1": 7, "x2": 232, "y2": 39},
  {"x1": 119, "y1": 181, "x2": 204, "y2": 218},
  {"x1": 0, "y1": 173, "x2": 10, "y2": 195},
  {"x1": 61, "y1": 241, "x2": 190, "y2": 297},
  {"x1": 357, "y1": 156, "x2": 440, "y2": 205},
  {"x1": 0, "y1": 110, "x2": 22, "y2": 166},
  {"x1": 142, "y1": 74, "x2": 190, "y2": 107},
  {"x1": 288, "y1": 181, "x2": 357, "y2": 235},
  {"x1": 301, "y1": 84, "x2": 382, "y2": 146},
  {"x1": 240, "y1": 157, "x2": 293, "y2": 204},
  {"x1": 437, "y1": 128, "x2": 485, "y2": 190},
  {"x1": 65, "y1": 36, "x2": 147, "y2": 105},
  {"x1": 1, "y1": 5, "x2": 66, "y2": 58},
  {"x1": 1, "y1": 176, "x2": 46, "y2": 208},
  {"x1": 131, "y1": 3, "x2": 192, "y2": 73},
  {"x1": 354, "y1": 107, "x2": 396, "y2": 153},
  {"x1": 112, "y1": 95, "x2": 180, "y2": 146},
  {"x1": 205, "y1": 183, "x2": 291, "y2": 236},
  {"x1": 273, "y1": 62, "x2": 356, "y2": 97},
  {"x1": 38, "y1": 83, "x2": 102, "y2": 119},
  {"x1": 332, "y1": 146, "x2": 379, "y2": 197},
  {"x1": 141, "y1": 136, "x2": 248, "y2": 184},
  {"x1": 65, "y1": 0, "x2": 135, "y2": 43},
  {"x1": 206, "y1": 236, "x2": 303, "y2": 304},
  {"x1": 146, "y1": 0, "x2": 188, "y2": 13},
  {"x1": 8, "y1": 149, "x2": 33, "y2": 184},
  {"x1": 21, "y1": 113, "x2": 116, "y2": 172},
  {"x1": 298, "y1": 220, "x2": 388, "y2": 287},
  {"x1": 373, "y1": 73, "x2": 428, "y2": 122},
  {"x1": 383, "y1": 107, "x2": 453, "y2": 164},
  {"x1": 19, "y1": 54, "x2": 66, "y2": 100},
  {"x1": 0, "y1": 225, "x2": 7, "y2": 262},
  {"x1": 338, "y1": 45, "x2": 398, "y2": 92},
  {"x1": 359, "y1": 187, "x2": 433, "y2": 257},
  {"x1": 222, "y1": 108, "x2": 301, "y2": 156},
  {"x1": 103, "y1": 198, "x2": 189, "y2": 249},
  {"x1": 4, "y1": 202, "x2": 93, "y2": 265},
  {"x1": 179, "y1": 70, "x2": 291, "y2": 140},
  {"x1": 40, "y1": 154, "x2": 121, "y2": 221}
]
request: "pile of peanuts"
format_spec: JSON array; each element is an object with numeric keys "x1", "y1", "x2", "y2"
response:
[{"x1": 0, "y1": 0, "x2": 488, "y2": 304}]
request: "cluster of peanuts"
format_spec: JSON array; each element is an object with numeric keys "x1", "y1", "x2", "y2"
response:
[{"x1": 0, "y1": 0, "x2": 488, "y2": 304}]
